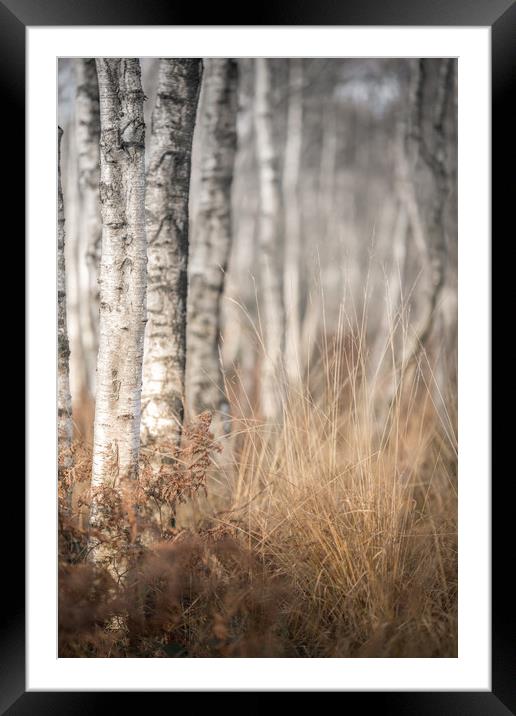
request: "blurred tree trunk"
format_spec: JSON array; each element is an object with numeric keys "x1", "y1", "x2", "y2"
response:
[
  {"x1": 401, "y1": 58, "x2": 454, "y2": 370},
  {"x1": 58, "y1": 126, "x2": 73, "y2": 463},
  {"x1": 91, "y1": 60, "x2": 147, "y2": 554},
  {"x1": 282, "y1": 59, "x2": 303, "y2": 384},
  {"x1": 255, "y1": 58, "x2": 285, "y2": 420},
  {"x1": 382, "y1": 58, "x2": 454, "y2": 420},
  {"x1": 300, "y1": 99, "x2": 338, "y2": 371},
  {"x1": 187, "y1": 59, "x2": 238, "y2": 432},
  {"x1": 141, "y1": 59, "x2": 202, "y2": 448},
  {"x1": 62, "y1": 112, "x2": 90, "y2": 410},
  {"x1": 75, "y1": 59, "x2": 101, "y2": 395},
  {"x1": 221, "y1": 61, "x2": 257, "y2": 408}
]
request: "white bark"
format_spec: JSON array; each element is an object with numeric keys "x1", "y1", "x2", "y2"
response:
[
  {"x1": 282, "y1": 59, "x2": 303, "y2": 384},
  {"x1": 221, "y1": 65, "x2": 257, "y2": 401},
  {"x1": 62, "y1": 114, "x2": 90, "y2": 406},
  {"x1": 254, "y1": 59, "x2": 285, "y2": 420},
  {"x1": 91, "y1": 58, "x2": 147, "y2": 497},
  {"x1": 75, "y1": 59, "x2": 102, "y2": 394},
  {"x1": 140, "y1": 59, "x2": 202, "y2": 447},
  {"x1": 187, "y1": 59, "x2": 238, "y2": 429},
  {"x1": 58, "y1": 126, "x2": 73, "y2": 457}
]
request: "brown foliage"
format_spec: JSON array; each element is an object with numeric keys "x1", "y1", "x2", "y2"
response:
[{"x1": 59, "y1": 373, "x2": 457, "y2": 658}]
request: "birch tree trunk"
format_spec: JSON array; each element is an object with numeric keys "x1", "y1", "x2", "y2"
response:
[
  {"x1": 282, "y1": 59, "x2": 303, "y2": 385},
  {"x1": 91, "y1": 58, "x2": 147, "y2": 505},
  {"x1": 75, "y1": 59, "x2": 102, "y2": 395},
  {"x1": 254, "y1": 58, "x2": 285, "y2": 420},
  {"x1": 222, "y1": 63, "x2": 258, "y2": 406},
  {"x1": 400, "y1": 58, "x2": 454, "y2": 370},
  {"x1": 58, "y1": 126, "x2": 73, "y2": 461},
  {"x1": 187, "y1": 59, "x2": 238, "y2": 430},
  {"x1": 62, "y1": 114, "x2": 90, "y2": 408},
  {"x1": 382, "y1": 59, "x2": 454, "y2": 422},
  {"x1": 141, "y1": 59, "x2": 202, "y2": 448},
  {"x1": 301, "y1": 100, "x2": 337, "y2": 372}
]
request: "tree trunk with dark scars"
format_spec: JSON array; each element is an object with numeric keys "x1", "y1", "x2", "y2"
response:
[
  {"x1": 382, "y1": 58, "x2": 455, "y2": 422},
  {"x1": 141, "y1": 58, "x2": 202, "y2": 448},
  {"x1": 401, "y1": 58, "x2": 454, "y2": 371},
  {"x1": 90, "y1": 59, "x2": 147, "y2": 566},
  {"x1": 58, "y1": 126, "x2": 73, "y2": 463}
]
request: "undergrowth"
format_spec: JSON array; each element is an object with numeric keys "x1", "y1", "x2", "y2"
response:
[{"x1": 59, "y1": 331, "x2": 457, "y2": 658}]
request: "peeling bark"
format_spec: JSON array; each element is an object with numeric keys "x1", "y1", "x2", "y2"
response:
[
  {"x1": 91, "y1": 58, "x2": 147, "y2": 499},
  {"x1": 141, "y1": 59, "x2": 202, "y2": 448},
  {"x1": 58, "y1": 126, "x2": 73, "y2": 459},
  {"x1": 187, "y1": 59, "x2": 238, "y2": 431},
  {"x1": 254, "y1": 59, "x2": 285, "y2": 420}
]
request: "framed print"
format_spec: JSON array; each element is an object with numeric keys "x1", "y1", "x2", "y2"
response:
[{"x1": 6, "y1": 0, "x2": 512, "y2": 710}]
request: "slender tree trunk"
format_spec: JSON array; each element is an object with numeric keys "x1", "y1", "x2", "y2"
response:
[
  {"x1": 91, "y1": 58, "x2": 147, "y2": 516},
  {"x1": 222, "y1": 64, "x2": 257, "y2": 407},
  {"x1": 254, "y1": 58, "x2": 285, "y2": 420},
  {"x1": 187, "y1": 59, "x2": 238, "y2": 432},
  {"x1": 282, "y1": 59, "x2": 303, "y2": 385},
  {"x1": 58, "y1": 126, "x2": 73, "y2": 462},
  {"x1": 75, "y1": 59, "x2": 102, "y2": 395},
  {"x1": 63, "y1": 114, "x2": 90, "y2": 408},
  {"x1": 401, "y1": 59, "x2": 454, "y2": 370},
  {"x1": 382, "y1": 59, "x2": 454, "y2": 423},
  {"x1": 300, "y1": 100, "x2": 338, "y2": 372},
  {"x1": 141, "y1": 59, "x2": 202, "y2": 448}
]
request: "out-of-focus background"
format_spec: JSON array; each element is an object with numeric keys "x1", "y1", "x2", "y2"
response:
[{"x1": 58, "y1": 58, "x2": 457, "y2": 436}]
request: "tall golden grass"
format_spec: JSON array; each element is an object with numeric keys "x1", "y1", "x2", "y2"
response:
[{"x1": 60, "y1": 296, "x2": 457, "y2": 658}]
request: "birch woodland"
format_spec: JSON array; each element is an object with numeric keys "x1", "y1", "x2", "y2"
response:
[{"x1": 57, "y1": 60, "x2": 458, "y2": 657}]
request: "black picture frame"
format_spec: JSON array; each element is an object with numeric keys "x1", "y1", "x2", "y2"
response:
[{"x1": 8, "y1": 0, "x2": 512, "y2": 711}]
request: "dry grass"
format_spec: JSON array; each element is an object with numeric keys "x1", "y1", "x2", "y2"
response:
[
  {"x1": 218, "y1": 314, "x2": 457, "y2": 657},
  {"x1": 59, "y1": 308, "x2": 457, "y2": 658}
]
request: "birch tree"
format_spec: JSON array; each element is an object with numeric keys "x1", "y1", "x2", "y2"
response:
[
  {"x1": 58, "y1": 126, "x2": 73, "y2": 460},
  {"x1": 254, "y1": 58, "x2": 285, "y2": 420},
  {"x1": 62, "y1": 110, "x2": 91, "y2": 406},
  {"x1": 141, "y1": 59, "x2": 202, "y2": 448},
  {"x1": 187, "y1": 59, "x2": 238, "y2": 429},
  {"x1": 400, "y1": 58, "x2": 454, "y2": 371},
  {"x1": 381, "y1": 58, "x2": 454, "y2": 420},
  {"x1": 282, "y1": 59, "x2": 303, "y2": 384},
  {"x1": 91, "y1": 58, "x2": 147, "y2": 505},
  {"x1": 75, "y1": 59, "x2": 102, "y2": 393},
  {"x1": 301, "y1": 97, "x2": 338, "y2": 372}
]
